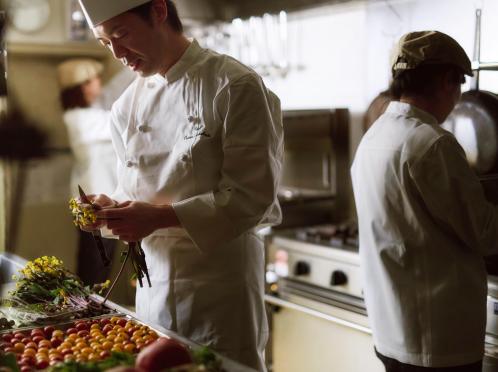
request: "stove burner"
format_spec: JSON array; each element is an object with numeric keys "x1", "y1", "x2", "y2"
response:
[{"x1": 293, "y1": 223, "x2": 359, "y2": 249}]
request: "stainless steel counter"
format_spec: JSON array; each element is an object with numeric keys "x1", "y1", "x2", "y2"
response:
[{"x1": 0, "y1": 252, "x2": 256, "y2": 372}]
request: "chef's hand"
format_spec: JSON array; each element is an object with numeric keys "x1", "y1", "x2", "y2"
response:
[
  {"x1": 79, "y1": 193, "x2": 117, "y2": 232},
  {"x1": 96, "y1": 201, "x2": 181, "y2": 242}
]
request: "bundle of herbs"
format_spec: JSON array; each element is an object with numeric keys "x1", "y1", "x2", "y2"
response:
[{"x1": 3, "y1": 256, "x2": 111, "y2": 327}]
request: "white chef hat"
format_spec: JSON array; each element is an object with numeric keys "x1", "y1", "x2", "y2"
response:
[
  {"x1": 57, "y1": 59, "x2": 103, "y2": 90},
  {"x1": 78, "y1": 0, "x2": 151, "y2": 28}
]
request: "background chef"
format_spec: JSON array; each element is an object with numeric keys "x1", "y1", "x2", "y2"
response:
[
  {"x1": 77, "y1": 0, "x2": 283, "y2": 370},
  {"x1": 57, "y1": 59, "x2": 117, "y2": 285},
  {"x1": 351, "y1": 31, "x2": 498, "y2": 372}
]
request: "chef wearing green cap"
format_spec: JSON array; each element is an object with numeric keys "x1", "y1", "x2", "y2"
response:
[{"x1": 352, "y1": 30, "x2": 497, "y2": 371}]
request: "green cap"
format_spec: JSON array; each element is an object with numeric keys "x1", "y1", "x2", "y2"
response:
[{"x1": 391, "y1": 31, "x2": 473, "y2": 77}]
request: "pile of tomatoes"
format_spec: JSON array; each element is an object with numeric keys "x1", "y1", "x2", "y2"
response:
[{"x1": 0, "y1": 316, "x2": 159, "y2": 371}]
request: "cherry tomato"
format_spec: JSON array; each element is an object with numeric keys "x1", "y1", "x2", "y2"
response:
[
  {"x1": 43, "y1": 326, "x2": 55, "y2": 338},
  {"x1": 76, "y1": 323, "x2": 88, "y2": 332},
  {"x1": 51, "y1": 330, "x2": 64, "y2": 339},
  {"x1": 31, "y1": 335, "x2": 44, "y2": 344},
  {"x1": 117, "y1": 318, "x2": 128, "y2": 327},
  {"x1": 36, "y1": 359, "x2": 49, "y2": 369},
  {"x1": 50, "y1": 338, "x2": 62, "y2": 348},
  {"x1": 99, "y1": 318, "x2": 110, "y2": 326},
  {"x1": 14, "y1": 342, "x2": 25, "y2": 352},
  {"x1": 66, "y1": 327, "x2": 77, "y2": 335},
  {"x1": 1, "y1": 333, "x2": 13, "y2": 343}
]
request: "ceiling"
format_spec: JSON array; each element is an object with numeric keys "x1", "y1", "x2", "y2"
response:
[{"x1": 177, "y1": 0, "x2": 368, "y2": 22}]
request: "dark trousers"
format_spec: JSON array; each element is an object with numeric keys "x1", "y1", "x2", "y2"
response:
[
  {"x1": 77, "y1": 229, "x2": 116, "y2": 285},
  {"x1": 375, "y1": 349, "x2": 482, "y2": 372}
]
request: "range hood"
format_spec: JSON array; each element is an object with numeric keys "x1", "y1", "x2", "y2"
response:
[{"x1": 177, "y1": 0, "x2": 366, "y2": 22}]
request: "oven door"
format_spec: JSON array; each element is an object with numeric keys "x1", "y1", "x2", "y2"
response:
[{"x1": 265, "y1": 281, "x2": 384, "y2": 372}]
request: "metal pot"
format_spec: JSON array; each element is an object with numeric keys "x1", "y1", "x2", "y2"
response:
[{"x1": 443, "y1": 90, "x2": 498, "y2": 175}]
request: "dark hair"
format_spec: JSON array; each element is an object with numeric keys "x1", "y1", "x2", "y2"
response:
[
  {"x1": 60, "y1": 85, "x2": 88, "y2": 110},
  {"x1": 389, "y1": 63, "x2": 465, "y2": 99},
  {"x1": 129, "y1": 0, "x2": 183, "y2": 33}
]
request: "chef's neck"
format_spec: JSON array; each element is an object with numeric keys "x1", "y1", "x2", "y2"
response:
[
  {"x1": 159, "y1": 33, "x2": 191, "y2": 76},
  {"x1": 399, "y1": 95, "x2": 448, "y2": 124}
]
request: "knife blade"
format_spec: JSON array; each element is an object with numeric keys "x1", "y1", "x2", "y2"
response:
[{"x1": 77, "y1": 185, "x2": 111, "y2": 267}]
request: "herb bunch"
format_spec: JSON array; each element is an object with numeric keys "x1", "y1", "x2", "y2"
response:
[{"x1": 6, "y1": 256, "x2": 110, "y2": 325}]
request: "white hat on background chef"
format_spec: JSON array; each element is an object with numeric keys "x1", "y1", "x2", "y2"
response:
[
  {"x1": 78, "y1": 0, "x2": 151, "y2": 28},
  {"x1": 57, "y1": 59, "x2": 103, "y2": 90}
]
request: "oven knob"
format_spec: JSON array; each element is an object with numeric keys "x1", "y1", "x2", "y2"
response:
[
  {"x1": 294, "y1": 261, "x2": 311, "y2": 276},
  {"x1": 330, "y1": 270, "x2": 347, "y2": 286}
]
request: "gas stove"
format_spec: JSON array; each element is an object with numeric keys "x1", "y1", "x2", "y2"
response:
[
  {"x1": 287, "y1": 223, "x2": 359, "y2": 251},
  {"x1": 267, "y1": 223, "x2": 363, "y2": 301}
]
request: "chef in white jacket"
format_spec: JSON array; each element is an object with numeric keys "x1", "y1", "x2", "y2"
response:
[
  {"x1": 58, "y1": 59, "x2": 118, "y2": 284},
  {"x1": 77, "y1": 0, "x2": 283, "y2": 370},
  {"x1": 351, "y1": 31, "x2": 498, "y2": 372}
]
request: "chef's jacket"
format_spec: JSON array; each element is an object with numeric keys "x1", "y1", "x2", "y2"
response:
[
  {"x1": 109, "y1": 40, "x2": 283, "y2": 371},
  {"x1": 351, "y1": 101, "x2": 498, "y2": 367},
  {"x1": 64, "y1": 107, "x2": 117, "y2": 195}
]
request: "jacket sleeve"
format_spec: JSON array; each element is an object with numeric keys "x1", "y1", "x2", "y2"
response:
[
  {"x1": 410, "y1": 134, "x2": 498, "y2": 256},
  {"x1": 64, "y1": 108, "x2": 112, "y2": 146},
  {"x1": 172, "y1": 74, "x2": 283, "y2": 252}
]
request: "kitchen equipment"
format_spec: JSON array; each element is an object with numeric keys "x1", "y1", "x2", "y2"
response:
[
  {"x1": 265, "y1": 225, "x2": 384, "y2": 372},
  {"x1": 267, "y1": 227, "x2": 498, "y2": 371},
  {"x1": 443, "y1": 9, "x2": 498, "y2": 175},
  {"x1": 277, "y1": 109, "x2": 350, "y2": 227}
]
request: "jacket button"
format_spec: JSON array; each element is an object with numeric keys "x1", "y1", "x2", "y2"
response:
[
  {"x1": 138, "y1": 124, "x2": 147, "y2": 133},
  {"x1": 188, "y1": 115, "x2": 195, "y2": 123},
  {"x1": 125, "y1": 160, "x2": 134, "y2": 168},
  {"x1": 181, "y1": 154, "x2": 189, "y2": 161}
]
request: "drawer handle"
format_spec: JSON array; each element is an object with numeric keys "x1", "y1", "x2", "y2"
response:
[{"x1": 265, "y1": 295, "x2": 372, "y2": 335}]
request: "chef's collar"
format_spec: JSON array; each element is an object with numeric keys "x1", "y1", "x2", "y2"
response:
[
  {"x1": 161, "y1": 39, "x2": 202, "y2": 84},
  {"x1": 386, "y1": 101, "x2": 438, "y2": 126}
]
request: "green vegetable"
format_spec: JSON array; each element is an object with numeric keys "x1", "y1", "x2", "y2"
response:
[
  {"x1": 49, "y1": 352, "x2": 135, "y2": 372},
  {"x1": 0, "y1": 353, "x2": 20, "y2": 372},
  {"x1": 192, "y1": 347, "x2": 223, "y2": 371}
]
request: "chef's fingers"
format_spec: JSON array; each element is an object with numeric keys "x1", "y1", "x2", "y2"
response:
[
  {"x1": 97, "y1": 207, "x2": 127, "y2": 220},
  {"x1": 92, "y1": 194, "x2": 116, "y2": 208}
]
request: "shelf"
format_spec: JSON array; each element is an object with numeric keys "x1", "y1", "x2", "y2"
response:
[{"x1": 7, "y1": 41, "x2": 108, "y2": 58}]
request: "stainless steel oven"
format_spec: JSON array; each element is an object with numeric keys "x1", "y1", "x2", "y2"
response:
[{"x1": 265, "y1": 227, "x2": 384, "y2": 372}]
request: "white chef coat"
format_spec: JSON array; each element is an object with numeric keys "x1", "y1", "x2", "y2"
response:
[
  {"x1": 109, "y1": 40, "x2": 283, "y2": 371},
  {"x1": 351, "y1": 101, "x2": 498, "y2": 367},
  {"x1": 64, "y1": 107, "x2": 117, "y2": 195}
]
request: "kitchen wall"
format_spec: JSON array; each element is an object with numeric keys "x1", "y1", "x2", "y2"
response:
[{"x1": 258, "y1": 0, "x2": 498, "y2": 152}]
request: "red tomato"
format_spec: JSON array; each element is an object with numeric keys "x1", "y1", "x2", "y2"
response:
[
  {"x1": 19, "y1": 357, "x2": 34, "y2": 366},
  {"x1": 50, "y1": 338, "x2": 62, "y2": 348},
  {"x1": 43, "y1": 326, "x2": 55, "y2": 338},
  {"x1": 36, "y1": 359, "x2": 49, "y2": 369},
  {"x1": 117, "y1": 318, "x2": 127, "y2": 327},
  {"x1": 66, "y1": 328, "x2": 77, "y2": 335},
  {"x1": 32, "y1": 335, "x2": 45, "y2": 344},
  {"x1": 1, "y1": 334, "x2": 12, "y2": 342},
  {"x1": 100, "y1": 318, "x2": 111, "y2": 326},
  {"x1": 76, "y1": 323, "x2": 88, "y2": 331},
  {"x1": 135, "y1": 338, "x2": 192, "y2": 371},
  {"x1": 30, "y1": 329, "x2": 43, "y2": 337},
  {"x1": 21, "y1": 338, "x2": 31, "y2": 344}
]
